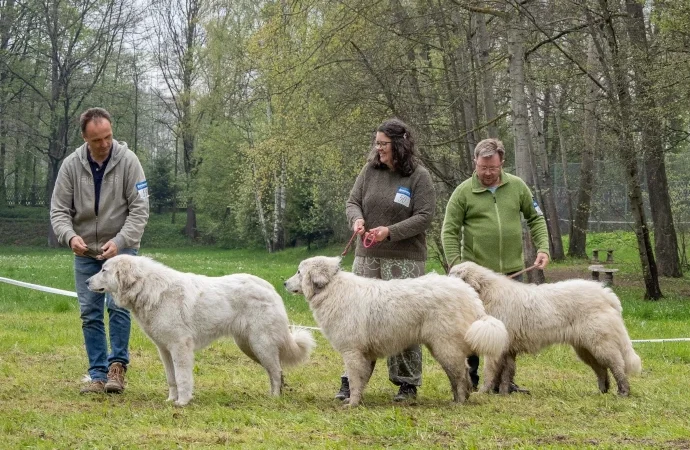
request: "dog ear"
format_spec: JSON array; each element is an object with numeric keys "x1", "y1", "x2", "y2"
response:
[
  {"x1": 309, "y1": 268, "x2": 330, "y2": 290},
  {"x1": 115, "y1": 257, "x2": 139, "y2": 296}
]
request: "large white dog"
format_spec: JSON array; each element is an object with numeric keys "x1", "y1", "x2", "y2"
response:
[
  {"x1": 87, "y1": 255, "x2": 315, "y2": 406},
  {"x1": 284, "y1": 256, "x2": 508, "y2": 407},
  {"x1": 449, "y1": 261, "x2": 642, "y2": 396}
]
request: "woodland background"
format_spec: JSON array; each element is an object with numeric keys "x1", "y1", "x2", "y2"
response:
[{"x1": 1, "y1": 0, "x2": 690, "y2": 299}]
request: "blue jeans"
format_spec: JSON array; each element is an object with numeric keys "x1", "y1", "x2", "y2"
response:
[{"x1": 74, "y1": 249, "x2": 137, "y2": 381}]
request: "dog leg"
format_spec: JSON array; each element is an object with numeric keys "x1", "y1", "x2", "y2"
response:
[
  {"x1": 498, "y1": 353, "x2": 516, "y2": 395},
  {"x1": 428, "y1": 343, "x2": 470, "y2": 403},
  {"x1": 157, "y1": 345, "x2": 178, "y2": 402},
  {"x1": 256, "y1": 351, "x2": 283, "y2": 396},
  {"x1": 480, "y1": 356, "x2": 502, "y2": 394},
  {"x1": 574, "y1": 346, "x2": 610, "y2": 393},
  {"x1": 170, "y1": 338, "x2": 195, "y2": 406},
  {"x1": 342, "y1": 352, "x2": 373, "y2": 407}
]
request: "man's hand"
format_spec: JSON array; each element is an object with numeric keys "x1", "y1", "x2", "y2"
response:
[
  {"x1": 69, "y1": 236, "x2": 89, "y2": 256},
  {"x1": 366, "y1": 226, "x2": 390, "y2": 243},
  {"x1": 353, "y1": 218, "x2": 365, "y2": 236},
  {"x1": 534, "y1": 252, "x2": 549, "y2": 269},
  {"x1": 98, "y1": 240, "x2": 119, "y2": 260}
]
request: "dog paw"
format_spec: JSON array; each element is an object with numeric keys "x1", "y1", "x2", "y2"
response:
[{"x1": 174, "y1": 395, "x2": 192, "y2": 407}]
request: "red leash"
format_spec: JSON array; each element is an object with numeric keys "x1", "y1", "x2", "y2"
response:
[
  {"x1": 341, "y1": 231, "x2": 359, "y2": 257},
  {"x1": 341, "y1": 230, "x2": 379, "y2": 256}
]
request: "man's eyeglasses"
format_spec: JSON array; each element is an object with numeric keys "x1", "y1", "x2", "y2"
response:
[
  {"x1": 374, "y1": 141, "x2": 392, "y2": 148},
  {"x1": 476, "y1": 165, "x2": 502, "y2": 173}
]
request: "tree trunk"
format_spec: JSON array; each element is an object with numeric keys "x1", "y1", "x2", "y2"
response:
[
  {"x1": 251, "y1": 162, "x2": 271, "y2": 253},
  {"x1": 597, "y1": 0, "x2": 662, "y2": 299},
  {"x1": 474, "y1": 12, "x2": 499, "y2": 138},
  {"x1": 526, "y1": 78, "x2": 564, "y2": 260},
  {"x1": 271, "y1": 156, "x2": 287, "y2": 252},
  {"x1": 507, "y1": 12, "x2": 543, "y2": 284},
  {"x1": 554, "y1": 100, "x2": 574, "y2": 235},
  {"x1": 0, "y1": 117, "x2": 6, "y2": 208},
  {"x1": 624, "y1": 0, "x2": 681, "y2": 277},
  {"x1": 568, "y1": 38, "x2": 598, "y2": 259}
]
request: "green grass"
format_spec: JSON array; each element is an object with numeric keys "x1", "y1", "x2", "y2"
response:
[{"x1": 0, "y1": 244, "x2": 689, "y2": 448}]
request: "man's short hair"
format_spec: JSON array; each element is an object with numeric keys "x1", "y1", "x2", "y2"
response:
[
  {"x1": 80, "y1": 108, "x2": 112, "y2": 134},
  {"x1": 474, "y1": 138, "x2": 505, "y2": 161}
]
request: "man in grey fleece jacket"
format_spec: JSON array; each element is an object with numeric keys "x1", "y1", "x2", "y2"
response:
[{"x1": 50, "y1": 108, "x2": 149, "y2": 394}]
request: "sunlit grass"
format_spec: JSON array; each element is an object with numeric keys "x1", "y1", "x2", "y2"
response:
[{"x1": 0, "y1": 244, "x2": 689, "y2": 448}]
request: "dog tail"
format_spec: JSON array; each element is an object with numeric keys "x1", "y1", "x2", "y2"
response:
[
  {"x1": 465, "y1": 315, "x2": 509, "y2": 357},
  {"x1": 281, "y1": 327, "x2": 316, "y2": 367},
  {"x1": 622, "y1": 335, "x2": 642, "y2": 375}
]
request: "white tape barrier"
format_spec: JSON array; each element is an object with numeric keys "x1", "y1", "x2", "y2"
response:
[
  {"x1": 3, "y1": 276, "x2": 690, "y2": 342},
  {"x1": 0, "y1": 276, "x2": 78, "y2": 298}
]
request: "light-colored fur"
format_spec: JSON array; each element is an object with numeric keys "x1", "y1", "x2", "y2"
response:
[
  {"x1": 284, "y1": 256, "x2": 508, "y2": 407},
  {"x1": 87, "y1": 254, "x2": 315, "y2": 406},
  {"x1": 449, "y1": 261, "x2": 642, "y2": 396}
]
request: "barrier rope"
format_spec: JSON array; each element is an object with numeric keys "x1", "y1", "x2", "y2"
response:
[{"x1": 2, "y1": 275, "x2": 689, "y2": 343}]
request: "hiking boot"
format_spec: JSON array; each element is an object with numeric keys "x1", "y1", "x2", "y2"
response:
[
  {"x1": 334, "y1": 376, "x2": 350, "y2": 400},
  {"x1": 393, "y1": 383, "x2": 417, "y2": 402},
  {"x1": 80, "y1": 380, "x2": 106, "y2": 394},
  {"x1": 105, "y1": 362, "x2": 126, "y2": 394}
]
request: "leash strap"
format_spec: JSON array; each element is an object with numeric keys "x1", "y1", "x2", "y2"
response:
[{"x1": 508, "y1": 264, "x2": 538, "y2": 279}]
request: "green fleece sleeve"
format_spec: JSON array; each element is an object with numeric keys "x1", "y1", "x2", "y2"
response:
[
  {"x1": 442, "y1": 186, "x2": 465, "y2": 268},
  {"x1": 520, "y1": 186, "x2": 550, "y2": 257}
]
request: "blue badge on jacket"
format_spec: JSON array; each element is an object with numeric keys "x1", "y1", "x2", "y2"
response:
[
  {"x1": 394, "y1": 187, "x2": 411, "y2": 207},
  {"x1": 137, "y1": 181, "x2": 149, "y2": 199}
]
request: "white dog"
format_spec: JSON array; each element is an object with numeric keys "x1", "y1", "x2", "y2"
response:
[
  {"x1": 284, "y1": 256, "x2": 508, "y2": 407},
  {"x1": 449, "y1": 261, "x2": 642, "y2": 396},
  {"x1": 87, "y1": 255, "x2": 315, "y2": 406}
]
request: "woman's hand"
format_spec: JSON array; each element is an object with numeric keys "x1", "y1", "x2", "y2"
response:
[
  {"x1": 353, "y1": 218, "x2": 365, "y2": 235},
  {"x1": 365, "y1": 226, "x2": 390, "y2": 242}
]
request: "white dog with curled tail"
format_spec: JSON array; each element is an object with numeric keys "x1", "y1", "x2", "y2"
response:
[
  {"x1": 285, "y1": 255, "x2": 508, "y2": 407},
  {"x1": 88, "y1": 254, "x2": 315, "y2": 406},
  {"x1": 450, "y1": 261, "x2": 642, "y2": 396}
]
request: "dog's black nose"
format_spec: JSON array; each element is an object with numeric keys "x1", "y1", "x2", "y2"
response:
[{"x1": 283, "y1": 281, "x2": 287, "y2": 287}]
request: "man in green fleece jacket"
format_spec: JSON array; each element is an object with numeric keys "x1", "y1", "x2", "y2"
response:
[{"x1": 442, "y1": 138, "x2": 549, "y2": 393}]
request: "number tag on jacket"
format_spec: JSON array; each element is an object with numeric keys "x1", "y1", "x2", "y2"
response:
[
  {"x1": 533, "y1": 198, "x2": 543, "y2": 215},
  {"x1": 137, "y1": 181, "x2": 149, "y2": 199},
  {"x1": 394, "y1": 187, "x2": 411, "y2": 207}
]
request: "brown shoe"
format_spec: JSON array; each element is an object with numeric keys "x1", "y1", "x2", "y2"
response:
[
  {"x1": 105, "y1": 362, "x2": 126, "y2": 393},
  {"x1": 80, "y1": 380, "x2": 106, "y2": 394}
]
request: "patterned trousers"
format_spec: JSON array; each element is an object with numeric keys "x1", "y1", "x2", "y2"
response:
[{"x1": 348, "y1": 256, "x2": 425, "y2": 387}]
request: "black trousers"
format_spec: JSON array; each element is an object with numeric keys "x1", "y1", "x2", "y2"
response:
[{"x1": 467, "y1": 271, "x2": 523, "y2": 388}]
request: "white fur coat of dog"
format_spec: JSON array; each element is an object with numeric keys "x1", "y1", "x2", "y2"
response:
[
  {"x1": 449, "y1": 261, "x2": 641, "y2": 396},
  {"x1": 285, "y1": 256, "x2": 508, "y2": 406},
  {"x1": 88, "y1": 254, "x2": 315, "y2": 406}
]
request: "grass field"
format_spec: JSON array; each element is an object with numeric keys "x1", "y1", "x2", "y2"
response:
[{"x1": 1, "y1": 240, "x2": 689, "y2": 449}]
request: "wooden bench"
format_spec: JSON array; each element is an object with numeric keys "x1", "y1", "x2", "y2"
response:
[
  {"x1": 591, "y1": 249, "x2": 615, "y2": 264},
  {"x1": 588, "y1": 265, "x2": 619, "y2": 286}
]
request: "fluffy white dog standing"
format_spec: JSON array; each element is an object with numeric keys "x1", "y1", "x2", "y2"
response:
[
  {"x1": 284, "y1": 256, "x2": 509, "y2": 407},
  {"x1": 449, "y1": 261, "x2": 642, "y2": 396},
  {"x1": 87, "y1": 254, "x2": 315, "y2": 406}
]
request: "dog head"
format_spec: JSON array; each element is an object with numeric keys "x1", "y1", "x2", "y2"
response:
[
  {"x1": 448, "y1": 261, "x2": 491, "y2": 293},
  {"x1": 284, "y1": 256, "x2": 341, "y2": 299},
  {"x1": 87, "y1": 254, "x2": 145, "y2": 309}
]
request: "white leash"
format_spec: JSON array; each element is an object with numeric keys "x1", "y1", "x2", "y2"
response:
[{"x1": 4, "y1": 276, "x2": 690, "y2": 342}]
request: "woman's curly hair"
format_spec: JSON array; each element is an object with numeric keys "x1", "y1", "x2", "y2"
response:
[{"x1": 367, "y1": 118, "x2": 418, "y2": 177}]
